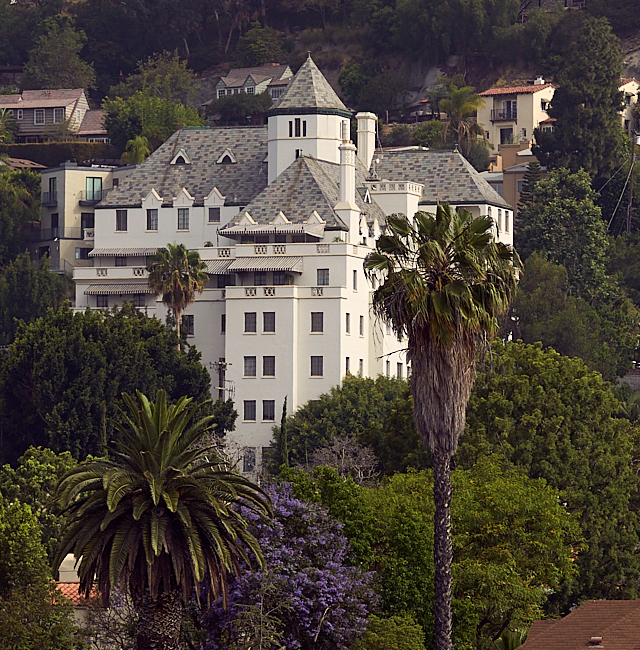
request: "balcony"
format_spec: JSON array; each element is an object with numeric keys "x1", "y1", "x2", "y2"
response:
[
  {"x1": 42, "y1": 191, "x2": 57, "y2": 207},
  {"x1": 79, "y1": 189, "x2": 110, "y2": 206},
  {"x1": 490, "y1": 109, "x2": 517, "y2": 122},
  {"x1": 27, "y1": 227, "x2": 83, "y2": 242}
]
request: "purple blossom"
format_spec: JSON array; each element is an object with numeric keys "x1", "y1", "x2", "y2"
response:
[{"x1": 203, "y1": 483, "x2": 377, "y2": 650}]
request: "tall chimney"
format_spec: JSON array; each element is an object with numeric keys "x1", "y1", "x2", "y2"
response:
[
  {"x1": 356, "y1": 112, "x2": 376, "y2": 171},
  {"x1": 335, "y1": 121, "x2": 360, "y2": 243}
]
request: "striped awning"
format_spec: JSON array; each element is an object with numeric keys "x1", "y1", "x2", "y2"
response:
[
  {"x1": 227, "y1": 256, "x2": 303, "y2": 273},
  {"x1": 205, "y1": 259, "x2": 233, "y2": 274},
  {"x1": 219, "y1": 225, "x2": 323, "y2": 237},
  {"x1": 89, "y1": 248, "x2": 158, "y2": 258},
  {"x1": 84, "y1": 284, "x2": 153, "y2": 295}
]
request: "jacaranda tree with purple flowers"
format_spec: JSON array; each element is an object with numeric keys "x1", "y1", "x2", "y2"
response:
[{"x1": 203, "y1": 483, "x2": 377, "y2": 650}]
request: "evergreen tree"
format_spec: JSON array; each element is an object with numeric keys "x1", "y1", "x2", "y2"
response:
[
  {"x1": 517, "y1": 160, "x2": 543, "y2": 211},
  {"x1": 533, "y1": 15, "x2": 624, "y2": 183}
]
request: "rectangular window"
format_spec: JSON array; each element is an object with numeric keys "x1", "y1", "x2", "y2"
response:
[
  {"x1": 54, "y1": 107, "x2": 64, "y2": 124},
  {"x1": 208, "y1": 207, "x2": 221, "y2": 223},
  {"x1": 303, "y1": 120, "x2": 307, "y2": 137},
  {"x1": 218, "y1": 89, "x2": 226, "y2": 98},
  {"x1": 113, "y1": 178, "x2": 119, "y2": 187},
  {"x1": 221, "y1": 314, "x2": 226, "y2": 333},
  {"x1": 51, "y1": 213, "x2": 59, "y2": 229},
  {"x1": 178, "y1": 208, "x2": 189, "y2": 230},
  {"x1": 263, "y1": 400, "x2": 275, "y2": 421},
  {"x1": 359, "y1": 359, "x2": 363, "y2": 375},
  {"x1": 254, "y1": 271, "x2": 267, "y2": 286},
  {"x1": 289, "y1": 121, "x2": 293, "y2": 137},
  {"x1": 244, "y1": 312, "x2": 257, "y2": 333},
  {"x1": 243, "y1": 447, "x2": 256, "y2": 472},
  {"x1": 217, "y1": 274, "x2": 234, "y2": 288},
  {"x1": 263, "y1": 356, "x2": 275, "y2": 377},
  {"x1": 295, "y1": 118, "x2": 301, "y2": 137},
  {"x1": 353, "y1": 269, "x2": 358, "y2": 290},
  {"x1": 81, "y1": 212, "x2": 94, "y2": 230},
  {"x1": 244, "y1": 401, "x2": 256, "y2": 421},
  {"x1": 505, "y1": 212, "x2": 510, "y2": 233},
  {"x1": 386, "y1": 360, "x2": 390, "y2": 377},
  {"x1": 273, "y1": 271, "x2": 286, "y2": 285},
  {"x1": 274, "y1": 234, "x2": 287, "y2": 243},
  {"x1": 311, "y1": 356, "x2": 323, "y2": 377},
  {"x1": 133, "y1": 294, "x2": 146, "y2": 308},
  {"x1": 359, "y1": 315, "x2": 364, "y2": 336},
  {"x1": 34, "y1": 109, "x2": 45, "y2": 125},
  {"x1": 116, "y1": 210, "x2": 127, "y2": 231},
  {"x1": 317, "y1": 269, "x2": 329, "y2": 286},
  {"x1": 311, "y1": 312, "x2": 323, "y2": 332},
  {"x1": 146, "y1": 209, "x2": 158, "y2": 230},
  {"x1": 86, "y1": 177, "x2": 102, "y2": 201},
  {"x1": 244, "y1": 356, "x2": 257, "y2": 377},
  {"x1": 115, "y1": 256, "x2": 127, "y2": 267},
  {"x1": 263, "y1": 312, "x2": 275, "y2": 332},
  {"x1": 397, "y1": 363, "x2": 403, "y2": 378},
  {"x1": 16, "y1": 109, "x2": 23, "y2": 120},
  {"x1": 346, "y1": 313, "x2": 350, "y2": 334},
  {"x1": 346, "y1": 357, "x2": 350, "y2": 374},
  {"x1": 96, "y1": 295, "x2": 108, "y2": 308},
  {"x1": 246, "y1": 86, "x2": 255, "y2": 94},
  {"x1": 75, "y1": 247, "x2": 90, "y2": 260},
  {"x1": 183, "y1": 314, "x2": 194, "y2": 336}
]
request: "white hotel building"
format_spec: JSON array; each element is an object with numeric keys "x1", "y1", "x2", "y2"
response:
[{"x1": 70, "y1": 56, "x2": 512, "y2": 471}]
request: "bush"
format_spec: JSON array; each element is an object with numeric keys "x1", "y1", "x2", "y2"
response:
[
  {"x1": 411, "y1": 120, "x2": 443, "y2": 148},
  {"x1": 0, "y1": 142, "x2": 120, "y2": 167}
]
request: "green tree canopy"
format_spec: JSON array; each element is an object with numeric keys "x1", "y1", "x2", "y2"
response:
[
  {"x1": 460, "y1": 340, "x2": 640, "y2": 610},
  {"x1": 21, "y1": 16, "x2": 96, "y2": 90},
  {"x1": 235, "y1": 22, "x2": 286, "y2": 67},
  {"x1": 205, "y1": 92, "x2": 273, "y2": 126},
  {"x1": 533, "y1": 14, "x2": 624, "y2": 183},
  {"x1": 0, "y1": 304, "x2": 212, "y2": 464}
]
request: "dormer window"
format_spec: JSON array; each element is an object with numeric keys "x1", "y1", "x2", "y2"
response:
[
  {"x1": 220, "y1": 155, "x2": 233, "y2": 164},
  {"x1": 175, "y1": 156, "x2": 186, "y2": 164},
  {"x1": 170, "y1": 149, "x2": 192, "y2": 165},
  {"x1": 216, "y1": 148, "x2": 237, "y2": 164}
]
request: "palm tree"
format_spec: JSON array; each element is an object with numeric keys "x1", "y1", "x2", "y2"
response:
[
  {"x1": 147, "y1": 243, "x2": 208, "y2": 342},
  {"x1": 52, "y1": 390, "x2": 271, "y2": 650},
  {"x1": 0, "y1": 108, "x2": 15, "y2": 144},
  {"x1": 439, "y1": 85, "x2": 485, "y2": 156},
  {"x1": 364, "y1": 205, "x2": 519, "y2": 650},
  {"x1": 121, "y1": 135, "x2": 151, "y2": 164}
]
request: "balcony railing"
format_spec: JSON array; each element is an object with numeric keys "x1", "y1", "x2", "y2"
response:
[
  {"x1": 79, "y1": 189, "x2": 110, "y2": 205},
  {"x1": 42, "y1": 191, "x2": 57, "y2": 207},
  {"x1": 27, "y1": 227, "x2": 83, "y2": 242},
  {"x1": 490, "y1": 109, "x2": 517, "y2": 122}
]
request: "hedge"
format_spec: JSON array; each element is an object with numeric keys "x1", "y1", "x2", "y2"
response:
[{"x1": 0, "y1": 142, "x2": 121, "y2": 169}]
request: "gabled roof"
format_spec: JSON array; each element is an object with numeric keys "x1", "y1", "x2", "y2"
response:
[
  {"x1": 270, "y1": 55, "x2": 349, "y2": 115},
  {"x1": 77, "y1": 109, "x2": 107, "y2": 135},
  {"x1": 375, "y1": 149, "x2": 511, "y2": 209},
  {"x1": 478, "y1": 84, "x2": 555, "y2": 96},
  {"x1": 518, "y1": 600, "x2": 640, "y2": 650},
  {"x1": 223, "y1": 154, "x2": 385, "y2": 232},
  {"x1": 55, "y1": 581, "x2": 97, "y2": 607},
  {"x1": 0, "y1": 88, "x2": 85, "y2": 109},
  {"x1": 99, "y1": 126, "x2": 269, "y2": 208},
  {"x1": 621, "y1": 77, "x2": 639, "y2": 86}
]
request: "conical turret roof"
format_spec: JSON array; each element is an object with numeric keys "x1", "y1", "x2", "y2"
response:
[{"x1": 271, "y1": 54, "x2": 350, "y2": 115}]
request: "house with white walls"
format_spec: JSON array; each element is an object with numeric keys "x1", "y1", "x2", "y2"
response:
[{"x1": 73, "y1": 55, "x2": 511, "y2": 472}]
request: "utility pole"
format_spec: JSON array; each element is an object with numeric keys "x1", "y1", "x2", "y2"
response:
[
  {"x1": 629, "y1": 132, "x2": 640, "y2": 233},
  {"x1": 210, "y1": 358, "x2": 234, "y2": 402}
]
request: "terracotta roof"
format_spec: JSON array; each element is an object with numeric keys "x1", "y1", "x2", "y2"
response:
[
  {"x1": 98, "y1": 126, "x2": 269, "y2": 209},
  {"x1": 77, "y1": 109, "x2": 107, "y2": 135},
  {"x1": 621, "y1": 78, "x2": 639, "y2": 86},
  {"x1": 478, "y1": 84, "x2": 555, "y2": 96},
  {"x1": 271, "y1": 55, "x2": 349, "y2": 113},
  {"x1": 55, "y1": 581, "x2": 97, "y2": 607},
  {"x1": 0, "y1": 88, "x2": 85, "y2": 109},
  {"x1": 518, "y1": 601, "x2": 640, "y2": 650},
  {"x1": 375, "y1": 149, "x2": 511, "y2": 209}
]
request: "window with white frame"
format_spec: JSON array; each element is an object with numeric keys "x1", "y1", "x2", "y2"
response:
[
  {"x1": 218, "y1": 89, "x2": 226, "y2": 98},
  {"x1": 183, "y1": 314, "x2": 194, "y2": 336},
  {"x1": 311, "y1": 312, "x2": 323, "y2": 332},
  {"x1": 263, "y1": 400, "x2": 275, "y2": 421},
  {"x1": 34, "y1": 109, "x2": 45, "y2": 125},
  {"x1": 208, "y1": 207, "x2": 221, "y2": 223},
  {"x1": 116, "y1": 210, "x2": 128, "y2": 231},
  {"x1": 386, "y1": 360, "x2": 390, "y2": 376},
  {"x1": 397, "y1": 363, "x2": 403, "y2": 378},
  {"x1": 244, "y1": 401, "x2": 256, "y2": 421},
  {"x1": 263, "y1": 356, "x2": 275, "y2": 377},
  {"x1": 311, "y1": 356, "x2": 323, "y2": 377},
  {"x1": 317, "y1": 269, "x2": 329, "y2": 286},
  {"x1": 263, "y1": 312, "x2": 275, "y2": 332},
  {"x1": 359, "y1": 315, "x2": 364, "y2": 336},
  {"x1": 146, "y1": 209, "x2": 158, "y2": 230},
  {"x1": 244, "y1": 356, "x2": 257, "y2": 377},
  {"x1": 505, "y1": 211, "x2": 510, "y2": 233},
  {"x1": 16, "y1": 109, "x2": 23, "y2": 120},
  {"x1": 246, "y1": 86, "x2": 254, "y2": 94},
  {"x1": 54, "y1": 108, "x2": 64, "y2": 123},
  {"x1": 177, "y1": 208, "x2": 189, "y2": 230},
  {"x1": 245, "y1": 312, "x2": 257, "y2": 332}
]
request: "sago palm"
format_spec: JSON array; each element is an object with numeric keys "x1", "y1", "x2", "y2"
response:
[
  {"x1": 364, "y1": 205, "x2": 519, "y2": 650},
  {"x1": 147, "y1": 243, "x2": 208, "y2": 341},
  {"x1": 52, "y1": 390, "x2": 271, "y2": 650},
  {"x1": 439, "y1": 85, "x2": 485, "y2": 156}
]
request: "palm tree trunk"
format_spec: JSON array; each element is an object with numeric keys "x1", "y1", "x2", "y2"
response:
[
  {"x1": 175, "y1": 307, "x2": 182, "y2": 348},
  {"x1": 132, "y1": 589, "x2": 183, "y2": 650},
  {"x1": 433, "y1": 449, "x2": 453, "y2": 650}
]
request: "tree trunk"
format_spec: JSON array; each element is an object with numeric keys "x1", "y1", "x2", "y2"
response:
[
  {"x1": 175, "y1": 307, "x2": 182, "y2": 348},
  {"x1": 132, "y1": 589, "x2": 183, "y2": 650},
  {"x1": 433, "y1": 449, "x2": 453, "y2": 650}
]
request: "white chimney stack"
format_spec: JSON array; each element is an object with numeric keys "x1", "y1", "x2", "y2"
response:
[
  {"x1": 356, "y1": 112, "x2": 376, "y2": 171},
  {"x1": 534, "y1": 76, "x2": 545, "y2": 85},
  {"x1": 335, "y1": 121, "x2": 360, "y2": 243}
]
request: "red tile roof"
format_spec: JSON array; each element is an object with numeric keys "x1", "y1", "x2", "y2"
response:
[
  {"x1": 518, "y1": 601, "x2": 640, "y2": 650},
  {"x1": 621, "y1": 78, "x2": 639, "y2": 86},
  {"x1": 55, "y1": 581, "x2": 98, "y2": 607},
  {"x1": 478, "y1": 84, "x2": 555, "y2": 96}
]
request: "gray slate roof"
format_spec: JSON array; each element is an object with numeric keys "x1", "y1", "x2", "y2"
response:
[
  {"x1": 272, "y1": 55, "x2": 348, "y2": 112},
  {"x1": 375, "y1": 150, "x2": 511, "y2": 209},
  {"x1": 99, "y1": 127, "x2": 268, "y2": 208},
  {"x1": 225, "y1": 155, "x2": 385, "y2": 231}
]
